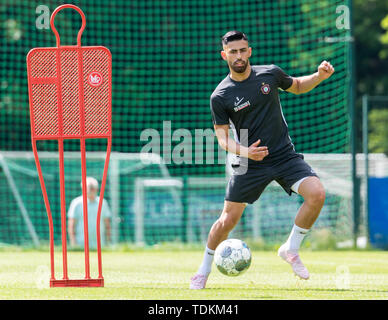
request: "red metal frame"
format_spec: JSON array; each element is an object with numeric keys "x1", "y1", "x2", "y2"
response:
[{"x1": 26, "y1": 4, "x2": 112, "y2": 288}]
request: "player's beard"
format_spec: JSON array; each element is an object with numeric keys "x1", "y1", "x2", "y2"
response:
[{"x1": 230, "y1": 59, "x2": 249, "y2": 73}]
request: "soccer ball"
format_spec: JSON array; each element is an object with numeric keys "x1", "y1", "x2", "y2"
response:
[{"x1": 214, "y1": 239, "x2": 252, "y2": 276}]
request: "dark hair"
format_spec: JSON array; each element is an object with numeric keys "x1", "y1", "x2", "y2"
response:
[{"x1": 221, "y1": 30, "x2": 248, "y2": 45}]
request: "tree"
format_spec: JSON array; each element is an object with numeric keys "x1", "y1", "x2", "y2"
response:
[
  {"x1": 353, "y1": 0, "x2": 388, "y2": 154},
  {"x1": 379, "y1": 15, "x2": 388, "y2": 59},
  {"x1": 369, "y1": 109, "x2": 388, "y2": 155}
]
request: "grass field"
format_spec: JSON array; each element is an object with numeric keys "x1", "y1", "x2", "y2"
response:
[{"x1": 0, "y1": 249, "x2": 387, "y2": 299}]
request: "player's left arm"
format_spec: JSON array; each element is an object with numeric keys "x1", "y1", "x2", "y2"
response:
[{"x1": 286, "y1": 61, "x2": 335, "y2": 95}]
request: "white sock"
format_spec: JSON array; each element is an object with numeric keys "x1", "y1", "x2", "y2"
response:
[
  {"x1": 284, "y1": 224, "x2": 309, "y2": 252},
  {"x1": 197, "y1": 246, "x2": 215, "y2": 276}
]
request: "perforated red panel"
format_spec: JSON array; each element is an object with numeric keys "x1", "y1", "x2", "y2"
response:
[
  {"x1": 61, "y1": 49, "x2": 81, "y2": 136},
  {"x1": 83, "y1": 48, "x2": 111, "y2": 136},
  {"x1": 29, "y1": 49, "x2": 57, "y2": 78},
  {"x1": 31, "y1": 83, "x2": 58, "y2": 136},
  {"x1": 27, "y1": 46, "x2": 112, "y2": 139}
]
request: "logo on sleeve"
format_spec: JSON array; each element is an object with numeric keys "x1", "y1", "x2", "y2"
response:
[{"x1": 260, "y1": 83, "x2": 271, "y2": 94}]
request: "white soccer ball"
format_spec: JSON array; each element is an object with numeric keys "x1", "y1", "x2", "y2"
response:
[{"x1": 214, "y1": 239, "x2": 252, "y2": 276}]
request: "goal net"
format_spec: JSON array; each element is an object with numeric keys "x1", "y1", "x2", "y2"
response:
[
  {"x1": 0, "y1": 0, "x2": 359, "y2": 248},
  {"x1": 1, "y1": 151, "x2": 387, "y2": 247}
]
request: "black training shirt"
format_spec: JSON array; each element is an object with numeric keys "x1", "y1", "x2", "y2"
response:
[{"x1": 210, "y1": 64, "x2": 295, "y2": 166}]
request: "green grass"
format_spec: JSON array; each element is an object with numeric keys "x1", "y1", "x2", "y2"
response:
[{"x1": 0, "y1": 250, "x2": 387, "y2": 299}]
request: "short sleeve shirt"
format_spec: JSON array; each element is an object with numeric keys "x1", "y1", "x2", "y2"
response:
[
  {"x1": 68, "y1": 196, "x2": 112, "y2": 248},
  {"x1": 210, "y1": 64, "x2": 295, "y2": 165}
]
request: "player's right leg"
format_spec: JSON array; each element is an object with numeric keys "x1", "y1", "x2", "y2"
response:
[
  {"x1": 190, "y1": 200, "x2": 246, "y2": 290},
  {"x1": 190, "y1": 163, "x2": 271, "y2": 289},
  {"x1": 207, "y1": 200, "x2": 247, "y2": 250}
]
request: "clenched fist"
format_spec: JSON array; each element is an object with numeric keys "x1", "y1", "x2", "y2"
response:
[{"x1": 317, "y1": 60, "x2": 335, "y2": 80}]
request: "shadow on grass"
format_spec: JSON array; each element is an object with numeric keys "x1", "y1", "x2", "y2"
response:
[
  {"x1": 206, "y1": 287, "x2": 388, "y2": 294},
  {"x1": 122, "y1": 285, "x2": 388, "y2": 294}
]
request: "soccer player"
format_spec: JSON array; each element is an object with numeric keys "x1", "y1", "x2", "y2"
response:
[
  {"x1": 68, "y1": 176, "x2": 112, "y2": 250},
  {"x1": 190, "y1": 31, "x2": 334, "y2": 289}
]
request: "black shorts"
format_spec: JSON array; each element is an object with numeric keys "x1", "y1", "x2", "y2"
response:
[{"x1": 225, "y1": 153, "x2": 318, "y2": 204}]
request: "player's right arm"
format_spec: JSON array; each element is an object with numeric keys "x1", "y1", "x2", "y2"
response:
[
  {"x1": 210, "y1": 93, "x2": 268, "y2": 161},
  {"x1": 214, "y1": 124, "x2": 269, "y2": 161}
]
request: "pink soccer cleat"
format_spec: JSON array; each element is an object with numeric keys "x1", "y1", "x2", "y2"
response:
[
  {"x1": 278, "y1": 244, "x2": 310, "y2": 280},
  {"x1": 190, "y1": 273, "x2": 209, "y2": 289}
]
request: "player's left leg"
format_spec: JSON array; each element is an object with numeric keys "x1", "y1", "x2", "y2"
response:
[
  {"x1": 273, "y1": 153, "x2": 325, "y2": 279},
  {"x1": 294, "y1": 176, "x2": 325, "y2": 227},
  {"x1": 278, "y1": 176, "x2": 325, "y2": 279}
]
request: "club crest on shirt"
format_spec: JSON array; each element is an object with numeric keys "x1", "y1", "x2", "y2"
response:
[{"x1": 260, "y1": 83, "x2": 271, "y2": 94}]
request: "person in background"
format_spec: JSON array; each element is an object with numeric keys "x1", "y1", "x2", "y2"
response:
[{"x1": 68, "y1": 176, "x2": 112, "y2": 249}]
